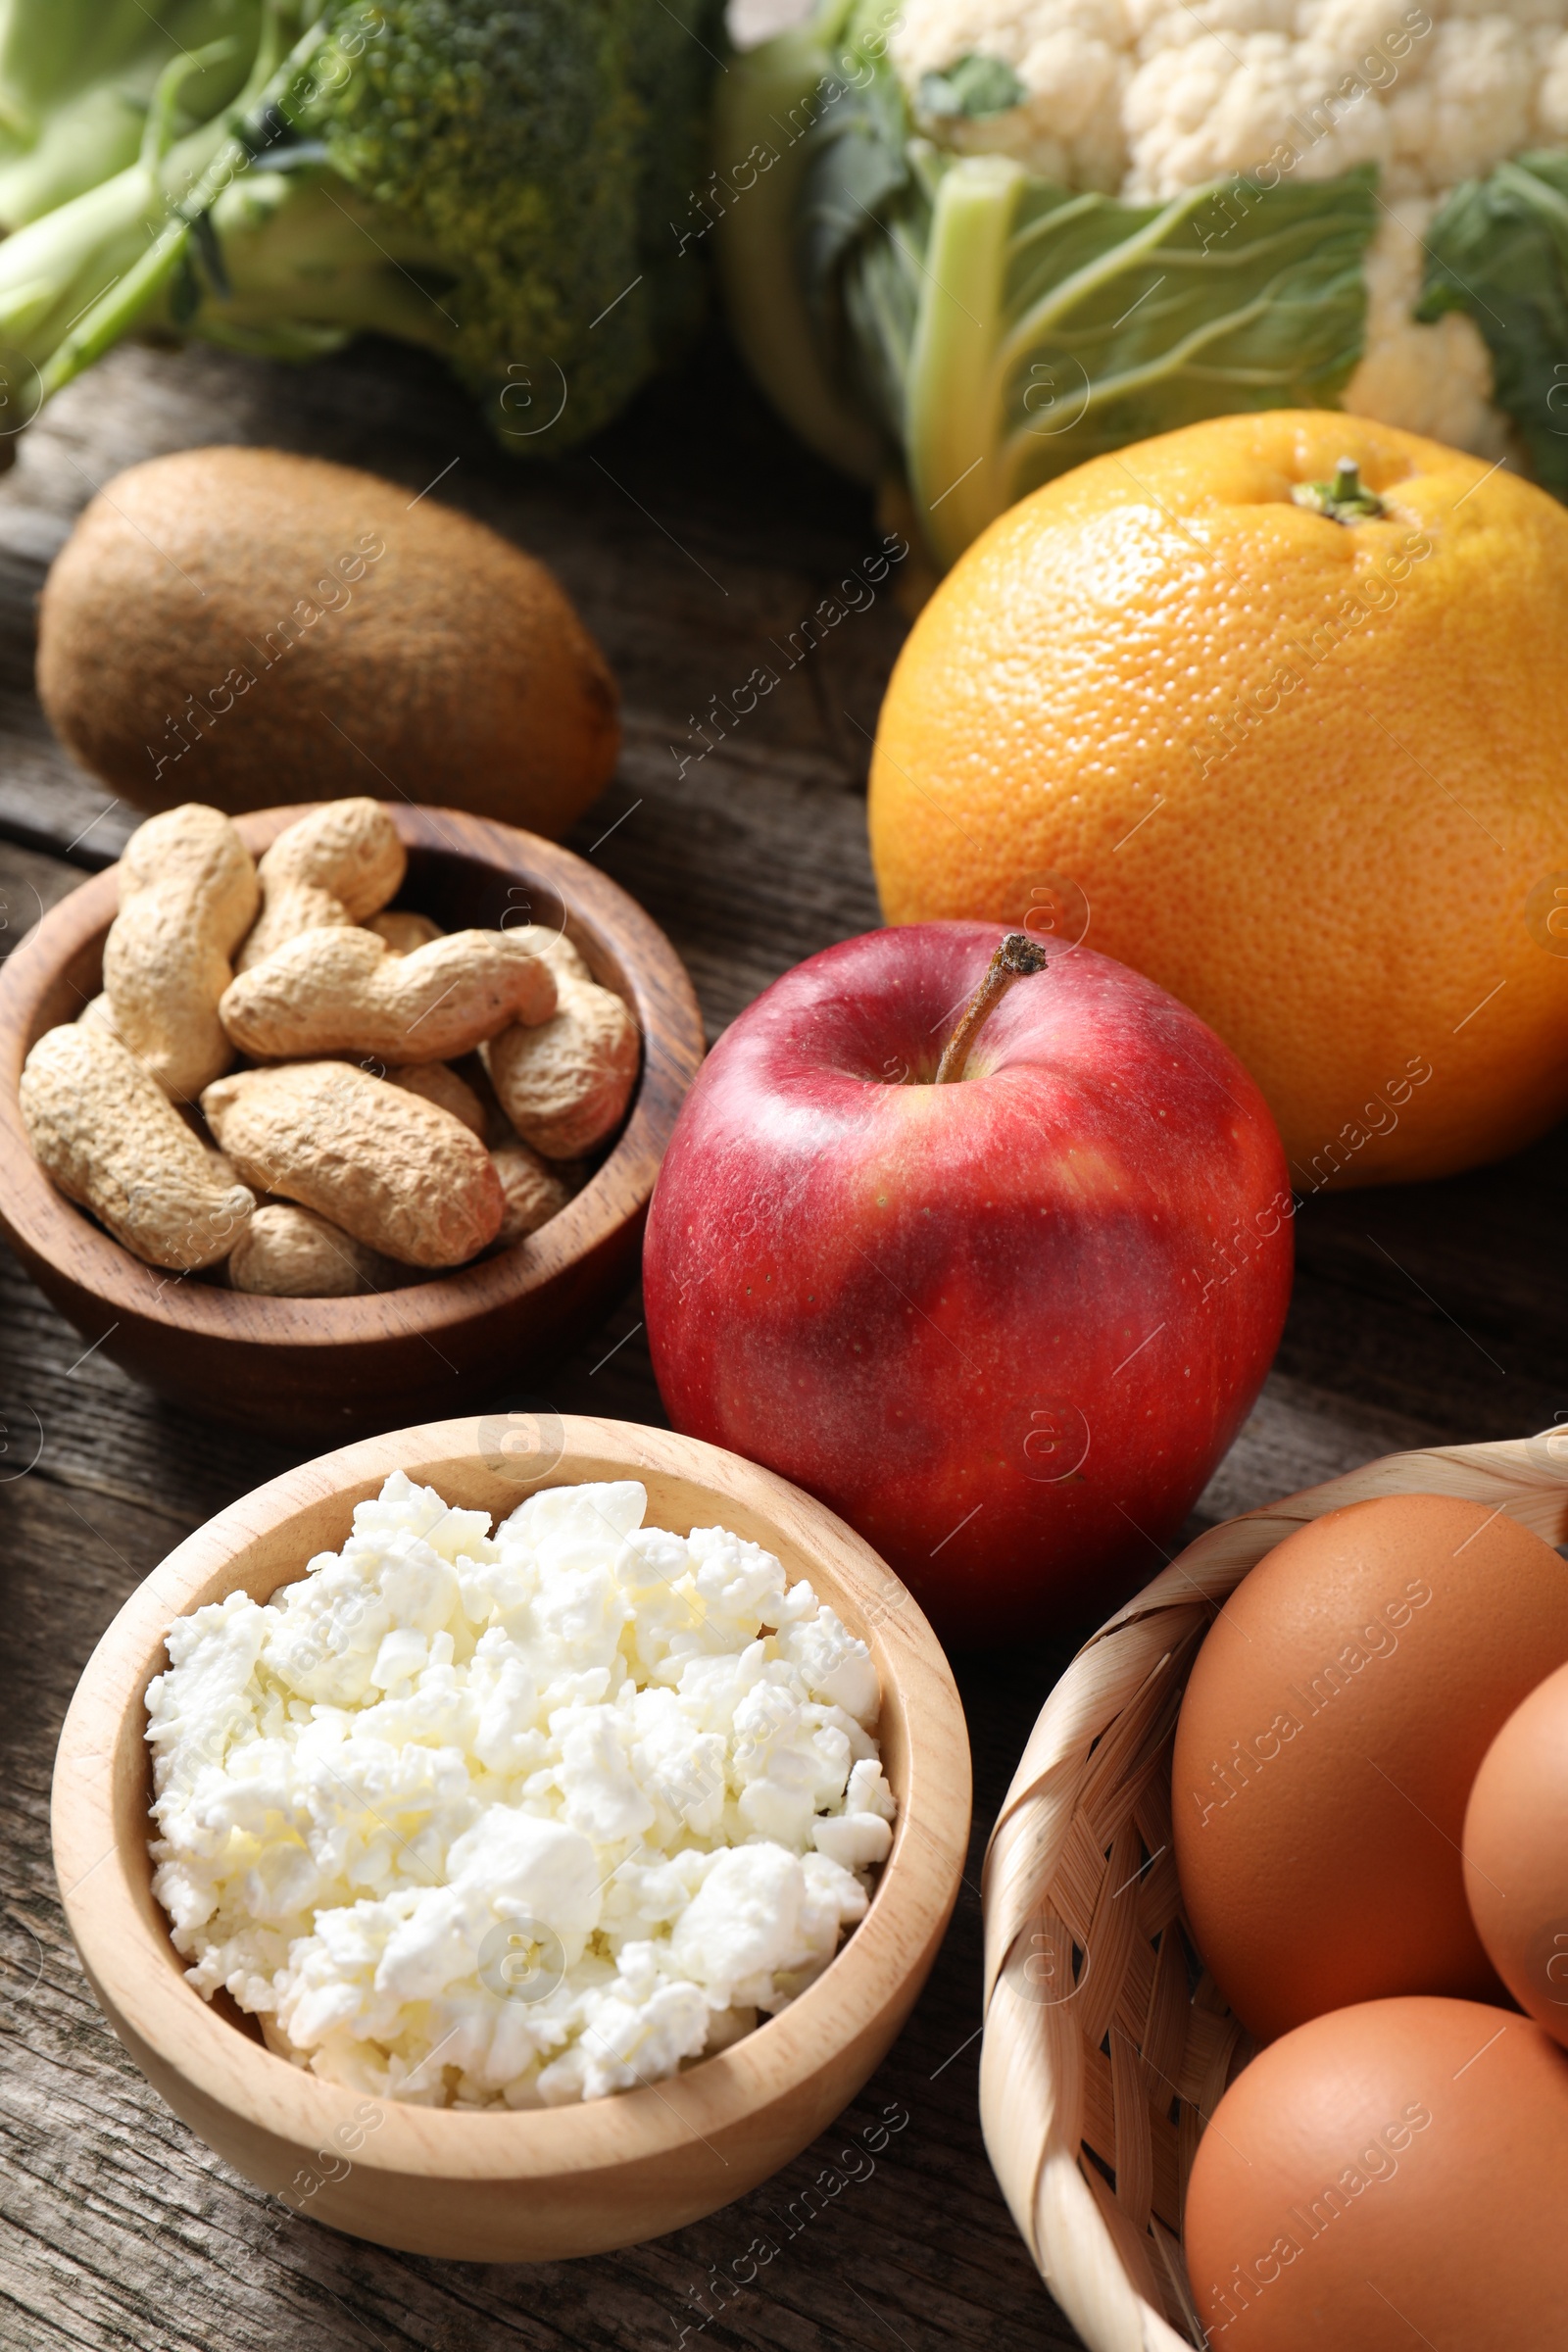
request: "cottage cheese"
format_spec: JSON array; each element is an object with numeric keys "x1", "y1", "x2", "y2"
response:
[{"x1": 145, "y1": 1475, "x2": 897, "y2": 2108}]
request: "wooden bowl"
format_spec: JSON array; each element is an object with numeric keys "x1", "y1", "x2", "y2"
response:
[
  {"x1": 52, "y1": 1416, "x2": 971, "y2": 2263},
  {"x1": 976, "y1": 1432, "x2": 1568, "y2": 2350},
  {"x1": 0, "y1": 804, "x2": 704, "y2": 1437}
]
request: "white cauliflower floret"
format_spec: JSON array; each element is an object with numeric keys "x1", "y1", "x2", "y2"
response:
[
  {"x1": 1343, "y1": 203, "x2": 1510, "y2": 455},
  {"x1": 882, "y1": 0, "x2": 1568, "y2": 459},
  {"x1": 1379, "y1": 16, "x2": 1539, "y2": 191},
  {"x1": 1122, "y1": 32, "x2": 1334, "y2": 197},
  {"x1": 1544, "y1": 28, "x2": 1568, "y2": 136},
  {"x1": 913, "y1": 9, "x2": 1134, "y2": 189}
]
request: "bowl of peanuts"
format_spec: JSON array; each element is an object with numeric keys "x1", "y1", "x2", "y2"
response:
[{"x1": 0, "y1": 798, "x2": 705, "y2": 1436}]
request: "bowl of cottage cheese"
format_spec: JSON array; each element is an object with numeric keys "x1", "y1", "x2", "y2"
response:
[{"x1": 52, "y1": 1415, "x2": 970, "y2": 2262}]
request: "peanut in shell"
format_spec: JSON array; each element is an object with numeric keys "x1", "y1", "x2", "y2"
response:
[
  {"x1": 388, "y1": 1059, "x2": 487, "y2": 1137},
  {"x1": 492, "y1": 1141, "x2": 577, "y2": 1245},
  {"x1": 484, "y1": 973, "x2": 640, "y2": 1160},
  {"x1": 236, "y1": 798, "x2": 406, "y2": 971},
  {"x1": 201, "y1": 1060, "x2": 505, "y2": 1267},
  {"x1": 219, "y1": 925, "x2": 556, "y2": 1065},
  {"x1": 368, "y1": 909, "x2": 444, "y2": 956},
  {"x1": 104, "y1": 803, "x2": 259, "y2": 1101},
  {"x1": 227, "y1": 1202, "x2": 387, "y2": 1297},
  {"x1": 21, "y1": 1022, "x2": 254, "y2": 1271}
]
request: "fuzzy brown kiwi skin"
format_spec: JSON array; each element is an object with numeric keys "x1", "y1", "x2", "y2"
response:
[{"x1": 35, "y1": 446, "x2": 620, "y2": 835}]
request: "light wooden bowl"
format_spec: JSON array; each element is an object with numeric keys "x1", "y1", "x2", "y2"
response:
[
  {"x1": 0, "y1": 804, "x2": 704, "y2": 1437},
  {"x1": 52, "y1": 1415, "x2": 971, "y2": 2263},
  {"x1": 977, "y1": 1432, "x2": 1568, "y2": 2350}
]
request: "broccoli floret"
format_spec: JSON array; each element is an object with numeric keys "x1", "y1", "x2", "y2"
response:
[
  {"x1": 299, "y1": 0, "x2": 716, "y2": 441},
  {"x1": 0, "y1": 0, "x2": 723, "y2": 452}
]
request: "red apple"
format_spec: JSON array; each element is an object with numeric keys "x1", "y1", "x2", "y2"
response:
[{"x1": 643, "y1": 922, "x2": 1292, "y2": 1643}]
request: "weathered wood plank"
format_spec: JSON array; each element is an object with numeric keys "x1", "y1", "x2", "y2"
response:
[{"x1": 0, "y1": 326, "x2": 907, "y2": 908}]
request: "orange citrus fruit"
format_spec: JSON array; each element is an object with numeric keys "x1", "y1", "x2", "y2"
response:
[{"x1": 869, "y1": 412, "x2": 1568, "y2": 1188}]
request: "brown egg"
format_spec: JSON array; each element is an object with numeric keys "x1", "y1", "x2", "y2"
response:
[
  {"x1": 1171, "y1": 1493, "x2": 1568, "y2": 2041},
  {"x1": 1182, "y1": 1996, "x2": 1568, "y2": 2348},
  {"x1": 1464, "y1": 1658, "x2": 1568, "y2": 2046}
]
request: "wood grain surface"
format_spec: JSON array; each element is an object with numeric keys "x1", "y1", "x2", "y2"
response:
[{"x1": 1, "y1": 320, "x2": 1564, "y2": 2352}]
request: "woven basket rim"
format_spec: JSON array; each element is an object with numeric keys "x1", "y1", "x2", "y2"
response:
[{"x1": 977, "y1": 1430, "x2": 1568, "y2": 2352}]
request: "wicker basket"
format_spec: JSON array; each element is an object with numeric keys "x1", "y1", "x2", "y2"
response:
[{"x1": 978, "y1": 1433, "x2": 1568, "y2": 2352}]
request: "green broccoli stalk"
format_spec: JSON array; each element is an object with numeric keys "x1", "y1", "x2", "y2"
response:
[
  {"x1": 717, "y1": 0, "x2": 1379, "y2": 568},
  {"x1": 0, "y1": 0, "x2": 272, "y2": 225},
  {"x1": 0, "y1": 0, "x2": 724, "y2": 453}
]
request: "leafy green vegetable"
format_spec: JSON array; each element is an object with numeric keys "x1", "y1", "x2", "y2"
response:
[
  {"x1": 0, "y1": 0, "x2": 263, "y2": 226},
  {"x1": 1419, "y1": 153, "x2": 1568, "y2": 498},
  {"x1": 917, "y1": 55, "x2": 1026, "y2": 122},
  {"x1": 0, "y1": 0, "x2": 722, "y2": 454},
  {"x1": 717, "y1": 0, "x2": 1378, "y2": 566}
]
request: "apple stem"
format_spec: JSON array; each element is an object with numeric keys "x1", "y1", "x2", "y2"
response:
[{"x1": 934, "y1": 932, "x2": 1050, "y2": 1083}]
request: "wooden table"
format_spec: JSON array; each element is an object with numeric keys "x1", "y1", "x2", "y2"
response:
[{"x1": 1, "y1": 321, "x2": 1560, "y2": 2352}]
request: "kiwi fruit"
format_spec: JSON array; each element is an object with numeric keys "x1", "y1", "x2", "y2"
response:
[{"x1": 36, "y1": 446, "x2": 620, "y2": 836}]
